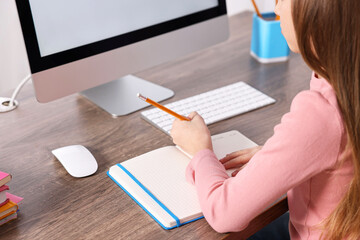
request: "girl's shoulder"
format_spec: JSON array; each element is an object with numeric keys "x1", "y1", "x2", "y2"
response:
[
  {"x1": 270, "y1": 89, "x2": 345, "y2": 170},
  {"x1": 291, "y1": 88, "x2": 342, "y2": 124},
  {"x1": 290, "y1": 89, "x2": 343, "y2": 134}
]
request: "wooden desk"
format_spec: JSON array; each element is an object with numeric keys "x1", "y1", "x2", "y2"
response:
[{"x1": 0, "y1": 12, "x2": 311, "y2": 240}]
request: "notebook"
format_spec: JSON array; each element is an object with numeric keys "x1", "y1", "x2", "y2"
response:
[
  {"x1": 0, "y1": 211, "x2": 18, "y2": 226},
  {"x1": 0, "y1": 185, "x2": 9, "y2": 204},
  {"x1": 0, "y1": 171, "x2": 11, "y2": 187},
  {"x1": 107, "y1": 130, "x2": 258, "y2": 229},
  {"x1": 0, "y1": 200, "x2": 18, "y2": 220}
]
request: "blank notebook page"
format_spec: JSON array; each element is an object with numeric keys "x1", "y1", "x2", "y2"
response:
[{"x1": 121, "y1": 146, "x2": 200, "y2": 225}]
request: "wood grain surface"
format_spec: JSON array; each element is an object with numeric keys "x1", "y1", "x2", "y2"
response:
[{"x1": 0, "y1": 11, "x2": 311, "y2": 240}]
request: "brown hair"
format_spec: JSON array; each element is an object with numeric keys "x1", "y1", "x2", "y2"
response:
[{"x1": 291, "y1": 0, "x2": 360, "y2": 239}]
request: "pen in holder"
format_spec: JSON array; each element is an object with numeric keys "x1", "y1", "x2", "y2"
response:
[{"x1": 250, "y1": 12, "x2": 290, "y2": 64}]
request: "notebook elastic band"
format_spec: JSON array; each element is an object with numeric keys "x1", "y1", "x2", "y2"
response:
[{"x1": 116, "y1": 164, "x2": 181, "y2": 227}]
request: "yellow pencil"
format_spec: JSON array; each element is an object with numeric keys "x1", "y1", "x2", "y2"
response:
[
  {"x1": 251, "y1": 0, "x2": 263, "y2": 19},
  {"x1": 137, "y1": 93, "x2": 190, "y2": 121},
  {"x1": 275, "y1": 0, "x2": 280, "y2": 20}
]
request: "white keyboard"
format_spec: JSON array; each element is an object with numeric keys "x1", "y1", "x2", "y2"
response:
[{"x1": 140, "y1": 82, "x2": 276, "y2": 134}]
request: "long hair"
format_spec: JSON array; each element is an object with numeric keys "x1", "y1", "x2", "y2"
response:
[{"x1": 291, "y1": 0, "x2": 360, "y2": 239}]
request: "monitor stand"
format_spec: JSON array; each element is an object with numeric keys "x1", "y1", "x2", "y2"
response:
[{"x1": 81, "y1": 75, "x2": 174, "y2": 117}]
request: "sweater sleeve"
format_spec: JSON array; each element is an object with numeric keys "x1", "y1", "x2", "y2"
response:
[{"x1": 186, "y1": 90, "x2": 343, "y2": 233}]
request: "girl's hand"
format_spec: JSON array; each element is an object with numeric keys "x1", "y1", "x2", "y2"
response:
[
  {"x1": 171, "y1": 112, "x2": 213, "y2": 156},
  {"x1": 219, "y1": 146, "x2": 262, "y2": 176}
]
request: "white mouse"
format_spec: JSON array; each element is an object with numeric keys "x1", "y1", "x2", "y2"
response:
[{"x1": 52, "y1": 145, "x2": 98, "y2": 178}]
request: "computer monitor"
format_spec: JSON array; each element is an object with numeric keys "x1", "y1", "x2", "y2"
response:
[{"x1": 15, "y1": 0, "x2": 229, "y2": 116}]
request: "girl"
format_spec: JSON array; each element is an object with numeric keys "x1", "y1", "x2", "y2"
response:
[{"x1": 170, "y1": 0, "x2": 360, "y2": 239}]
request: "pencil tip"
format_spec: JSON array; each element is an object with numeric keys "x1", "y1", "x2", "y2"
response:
[{"x1": 137, "y1": 93, "x2": 146, "y2": 101}]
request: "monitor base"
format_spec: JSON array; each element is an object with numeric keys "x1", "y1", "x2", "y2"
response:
[{"x1": 81, "y1": 75, "x2": 174, "y2": 117}]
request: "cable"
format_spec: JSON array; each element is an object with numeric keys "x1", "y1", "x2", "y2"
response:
[
  {"x1": 9, "y1": 74, "x2": 32, "y2": 107},
  {"x1": 0, "y1": 74, "x2": 32, "y2": 113}
]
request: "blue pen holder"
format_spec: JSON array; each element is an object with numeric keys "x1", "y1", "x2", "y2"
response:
[{"x1": 250, "y1": 12, "x2": 290, "y2": 63}]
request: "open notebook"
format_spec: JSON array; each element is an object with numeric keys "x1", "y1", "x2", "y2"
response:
[{"x1": 107, "y1": 130, "x2": 257, "y2": 229}]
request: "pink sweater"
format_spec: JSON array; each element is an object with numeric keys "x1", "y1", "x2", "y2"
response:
[{"x1": 186, "y1": 73, "x2": 354, "y2": 239}]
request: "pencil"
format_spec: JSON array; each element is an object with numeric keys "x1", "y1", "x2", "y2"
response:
[
  {"x1": 251, "y1": 0, "x2": 262, "y2": 18},
  {"x1": 137, "y1": 93, "x2": 190, "y2": 121},
  {"x1": 275, "y1": 0, "x2": 280, "y2": 20}
]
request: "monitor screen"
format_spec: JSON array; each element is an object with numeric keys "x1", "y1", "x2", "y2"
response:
[
  {"x1": 29, "y1": 0, "x2": 219, "y2": 57},
  {"x1": 17, "y1": 0, "x2": 226, "y2": 73}
]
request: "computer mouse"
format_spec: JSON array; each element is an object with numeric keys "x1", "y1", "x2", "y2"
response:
[{"x1": 52, "y1": 145, "x2": 98, "y2": 178}]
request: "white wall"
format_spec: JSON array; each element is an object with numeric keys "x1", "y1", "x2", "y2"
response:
[
  {"x1": 0, "y1": 0, "x2": 275, "y2": 95},
  {"x1": 0, "y1": 0, "x2": 30, "y2": 95},
  {"x1": 227, "y1": 0, "x2": 275, "y2": 16}
]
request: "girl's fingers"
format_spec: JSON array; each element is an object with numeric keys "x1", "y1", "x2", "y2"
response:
[
  {"x1": 222, "y1": 153, "x2": 253, "y2": 169},
  {"x1": 188, "y1": 111, "x2": 198, "y2": 119},
  {"x1": 220, "y1": 146, "x2": 262, "y2": 164},
  {"x1": 220, "y1": 149, "x2": 249, "y2": 163},
  {"x1": 231, "y1": 169, "x2": 240, "y2": 177}
]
